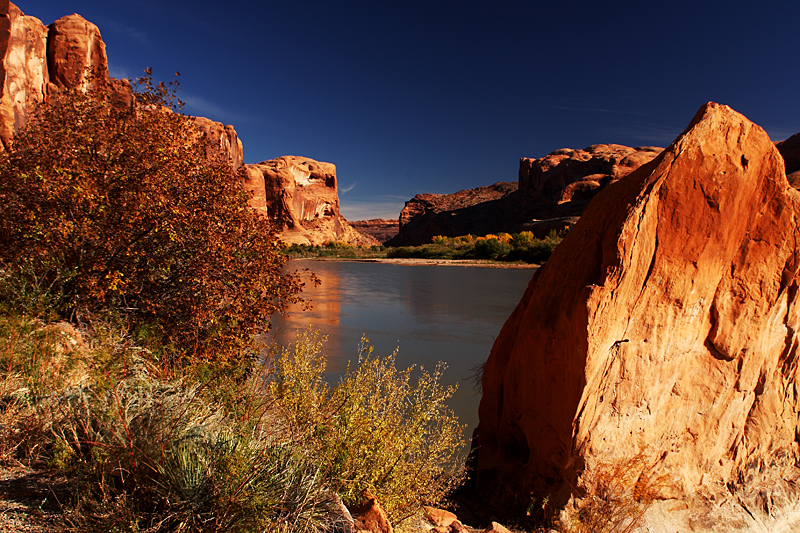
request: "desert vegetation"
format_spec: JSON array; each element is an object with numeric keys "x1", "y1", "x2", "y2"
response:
[
  {"x1": 0, "y1": 74, "x2": 465, "y2": 531},
  {"x1": 283, "y1": 230, "x2": 566, "y2": 264},
  {"x1": 387, "y1": 231, "x2": 565, "y2": 263}
]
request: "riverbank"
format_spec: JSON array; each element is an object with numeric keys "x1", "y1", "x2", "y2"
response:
[{"x1": 305, "y1": 257, "x2": 540, "y2": 269}]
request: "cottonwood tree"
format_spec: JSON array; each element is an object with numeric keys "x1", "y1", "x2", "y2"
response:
[{"x1": 0, "y1": 73, "x2": 303, "y2": 361}]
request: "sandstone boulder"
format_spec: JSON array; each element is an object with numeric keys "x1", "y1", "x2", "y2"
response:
[
  {"x1": 423, "y1": 506, "x2": 458, "y2": 529},
  {"x1": 473, "y1": 103, "x2": 800, "y2": 530},
  {"x1": 244, "y1": 156, "x2": 376, "y2": 246},
  {"x1": 350, "y1": 492, "x2": 393, "y2": 533},
  {"x1": 0, "y1": 1, "x2": 48, "y2": 150}
]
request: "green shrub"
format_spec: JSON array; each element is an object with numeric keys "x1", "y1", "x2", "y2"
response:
[
  {"x1": 268, "y1": 329, "x2": 465, "y2": 522},
  {"x1": 472, "y1": 237, "x2": 511, "y2": 259}
]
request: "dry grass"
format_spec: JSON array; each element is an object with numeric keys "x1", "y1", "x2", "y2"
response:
[{"x1": 559, "y1": 453, "x2": 666, "y2": 533}]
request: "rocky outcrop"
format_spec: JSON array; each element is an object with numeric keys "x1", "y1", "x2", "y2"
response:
[
  {"x1": 244, "y1": 156, "x2": 375, "y2": 246},
  {"x1": 0, "y1": 1, "x2": 48, "y2": 150},
  {"x1": 0, "y1": 3, "x2": 238, "y2": 168},
  {"x1": 46, "y1": 13, "x2": 106, "y2": 90},
  {"x1": 390, "y1": 146, "x2": 663, "y2": 246},
  {"x1": 473, "y1": 103, "x2": 800, "y2": 530},
  {"x1": 518, "y1": 144, "x2": 662, "y2": 203},
  {"x1": 2, "y1": 3, "x2": 360, "y2": 246},
  {"x1": 349, "y1": 219, "x2": 399, "y2": 245},
  {"x1": 192, "y1": 116, "x2": 244, "y2": 170},
  {"x1": 0, "y1": 3, "x2": 124, "y2": 148},
  {"x1": 387, "y1": 182, "x2": 521, "y2": 246}
]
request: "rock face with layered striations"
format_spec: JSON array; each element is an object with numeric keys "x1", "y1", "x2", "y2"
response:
[
  {"x1": 244, "y1": 156, "x2": 375, "y2": 245},
  {"x1": 473, "y1": 103, "x2": 800, "y2": 530},
  {"x1": 0, "y1": 1, "x2": 48, "y2": 150}
]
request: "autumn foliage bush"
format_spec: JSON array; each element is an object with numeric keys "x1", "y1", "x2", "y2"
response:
[{"x1": 0, "y1": 75, "x2": 302, "y2": 361}]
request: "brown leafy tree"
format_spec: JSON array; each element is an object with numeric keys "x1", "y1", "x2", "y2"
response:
[{"x1": 0, "y1": 74, "x2": 303, "y2": 361}]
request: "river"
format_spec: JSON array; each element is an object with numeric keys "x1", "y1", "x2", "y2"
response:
[{"x1": 266, "y1": 259, "x2": 535, "y2": 440}]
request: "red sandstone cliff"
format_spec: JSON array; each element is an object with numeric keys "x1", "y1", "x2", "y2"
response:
[
  {"x1": 0, "y1": 1, "x2": 47, "y2": 150},
  {"x1": 473, "y1": 103, "x2": 800, "y2": 530},
  {"x1": 0, "y1": 2, "x2": 243, "y2": 169},
  {"x1": 349, "y1": 219, "x2": 399, "y2": 244},
  {"x1": 1, "y1": 2, "x2": 368, "y2": 246},
  {"x1": 390, "y1": 145, "x2": 663, "y2": 246},
  {"x1": 244, "y1": 156, "x2": 376, "y2": 246}
]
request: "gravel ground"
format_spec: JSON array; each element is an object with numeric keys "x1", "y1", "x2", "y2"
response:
[{"x1": 0, "y1": 466, "x2": 67, "y2": 532}]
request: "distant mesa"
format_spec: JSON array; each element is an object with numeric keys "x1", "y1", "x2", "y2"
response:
[
  {"x1": 349, "y1": 219, "x2": 399, "y2": 245},
  {"x1": 387, "y1": 144, "x2": 663, "y2": 246},
  {"x1": 473, "y1": 102, "x2": 800, "y2": 530},
  {"x1": 244, "y1": 156, "x2": 376, "y2": 246}
]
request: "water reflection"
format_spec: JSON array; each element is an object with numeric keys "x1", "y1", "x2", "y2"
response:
[{"x1": 267, "y1": 259, "x2": 535, "y2": 437}]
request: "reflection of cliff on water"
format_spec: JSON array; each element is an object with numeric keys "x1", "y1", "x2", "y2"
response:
[
  {"x1": 266, "y1": 259, "x2": 535, "y2": 436},
  {"x1": 276, "y1": 264, "x2": 342, "y2": 330}
]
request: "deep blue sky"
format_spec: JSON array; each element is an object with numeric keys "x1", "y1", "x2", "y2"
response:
[{"x1": 30, "y1": 1, "x2": 800, "y2": 220}]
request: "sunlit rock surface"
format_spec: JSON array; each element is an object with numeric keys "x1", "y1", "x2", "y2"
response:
[
  {"x1": 474, "y1": 103, "x2": 800, "y2": 530},
  {"x1": 0, "y1": 1, "x2": 47, "y2": 150},
  {"x1": 244, "y1": 155, "x2": 375, "y2": 245}
]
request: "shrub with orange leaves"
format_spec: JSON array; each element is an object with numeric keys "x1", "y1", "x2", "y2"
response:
[{"x1": 0, "y1": 74, "x2": 302, "y2": 362}]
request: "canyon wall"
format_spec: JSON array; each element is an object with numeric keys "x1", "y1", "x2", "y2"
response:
[
  {"x1": 0, "y1": 2, "x2": 369, "y2": 246},
  {"x1": 473, "y1": 103, "x2": 800, "y2": 530},
  {"x1": 244, "y1": 156, "x2": 375, "y2": 246},
  {"x1": 348, "y1": 219, "x2": 399, "y2": 244},
  {"x1": 389, "y1": 145, "x2": 662, "y2": 246},
  {"x1": 0, "y1": 2, "x2": 242, "y2": 169}
]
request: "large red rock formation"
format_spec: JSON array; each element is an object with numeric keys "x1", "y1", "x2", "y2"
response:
[
  {"x1": 47, "y1": 13, "x2": 106, "y2": 90},
  {"x1": 349, "y1": 219, "x2": 399, "y2": 244},
  {"x1": 473, "y1": 103, "x2": 800, "y2": 530},
  {"x1": 244, "y1": 156, "x2": 375, "y2": 245},
  {"x1": 0, "y1": 1, "x2": 47, "y2": 150},
  {"x1": 0, "y1": 3, "x2": 240, "y2": 170},
  {"x1": 519, "y1": 144, "x2": 662, "y2": 203},
  {"x1": 389, "y1": 145, "x2": 662, "y2": 246}
]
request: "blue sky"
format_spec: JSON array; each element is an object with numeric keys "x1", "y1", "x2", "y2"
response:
[{"x1": 30, "y1": 0, "x2": 800, "y2": 220}]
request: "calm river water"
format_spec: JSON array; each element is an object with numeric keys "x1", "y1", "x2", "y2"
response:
[{"x1": 266, "y1": 259, "x2": 535, "y2": 438}]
